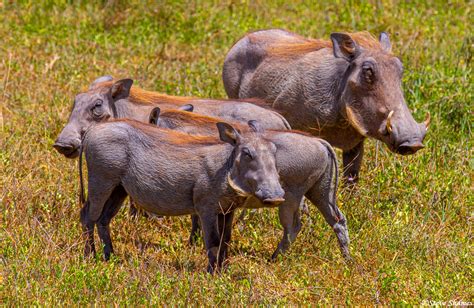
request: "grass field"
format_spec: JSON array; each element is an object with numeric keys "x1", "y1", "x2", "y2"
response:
[{"x1": 1, "y1": 0, "x2": 472, "y2": 305}]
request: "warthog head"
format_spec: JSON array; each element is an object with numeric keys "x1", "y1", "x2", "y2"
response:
[
  {"x1": 332, "y1": 32, "x2": 430, "y2": 155},
  {"x1": 217, "y1": 120, "x2": 285, "y2": 205},
  {"x1": 53, "y1": 76, "x2": 132, "y2": 158}
]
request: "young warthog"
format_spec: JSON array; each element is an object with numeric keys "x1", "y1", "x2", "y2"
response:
[
  {"x1": 149, "y1": 107, "x2": 350, "y2": 260},
  {"x1": 223, "y1": 29, "x2": 430, "y2": 184},
  {"x1": 79, "y1": 119, "x2": 285, "y2": 273},
  {"x1": 54, "y1": 76, "x2": 290, "y2": 158}
]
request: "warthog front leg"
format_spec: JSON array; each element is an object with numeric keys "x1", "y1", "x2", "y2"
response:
[
  {"x1": 342, "y1": 141, "x2": 364, "y2": 185},
  {"x1": 271, "y1": 196, "x2": 302, "y2": 260},
  {"x1": 97, "y1": 185, "x2": 128, "y2": 260},
  {"x1": 217, "y1": 210, "x2": 235, "y2": 264},
  {"x1": 199, "y1": 211, "x2": 223, "y2": 274},
  {"x1": 189, "y1": 214, "x2": 201, "y2": 245},
  {"x1": 189, "y1": 211, "x2": 235, "y2": 251},
  {"x1": 80, "y1": 201, "x2": 95, "y2": 258}
]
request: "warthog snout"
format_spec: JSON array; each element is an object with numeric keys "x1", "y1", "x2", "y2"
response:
[
  {"x1": 53, "y1": 139, "x2": 81, "y2": 158},
  {"x1": 395, "y1": 141, "x2": 425, "y2": 155},
  {"x1": 384, "y1": 110, "x2": 429, "y2": 156},
  {"x1": 54, "y1": 122, "x2": 83, "y2": 158},
  {"x1": 256, "y1": 187, "x2": 286, "y2": 205}
]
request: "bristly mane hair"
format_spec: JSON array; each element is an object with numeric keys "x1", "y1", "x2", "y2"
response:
[
  {"x1": 267, "y1": 31, "x2": 387, "y2": 57},
  {"x1": 160, "y1": 109, "x2": 313, "y2": 138},
  {"x1": 161, "y1": 110, "x2": 223, "y2": 125},
  {"x1": 93, "y1": 81, "x2": 195, "y2": 106},
  {"x1": 111, "y1": 118, "x2": 222, "y2": 146},
  {"x1": 128, "y1": 87, "x2": 194, "y2": 105}
]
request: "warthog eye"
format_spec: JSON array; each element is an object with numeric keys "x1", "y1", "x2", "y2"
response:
[
  {"x1": 92, "y1": 99, "x2": 104, "y2": 118},
  {"x1": 362, "y1": 67, "x2": 373, "y2": 83},
  {"x1": 242, "y1": 147, "x2": 253, "y2": 160}
]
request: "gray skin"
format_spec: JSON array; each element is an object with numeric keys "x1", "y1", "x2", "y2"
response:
[
  {"x1": 149, "y1": 107, "x2": 350, "y2": 260},
  {"x1": 222, "y1": 29, "x2": 430, "y2": 183},
  {"x1": 53, "y1": 76, "x2": 290, "y2": 159},
  {"x1": 54, "y1": 76, "x2": 291, "y2": 217},
  {"x1": 79, "y1": 119, "x2": 285, "y2": 273}
]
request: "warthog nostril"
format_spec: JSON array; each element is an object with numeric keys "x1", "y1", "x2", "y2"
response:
[
  {"x1": 53, "y1": 142, "x2": 79, "y2": 158},
  {"x1": 396, "y1": 142, "x2": 425, "y2": 155},
  {"x1": 262, "y1": 197, "x2": 286, "y2": 205},
  {"x1": 53, "y1": 142, "x2": 72, "y2": 151}
]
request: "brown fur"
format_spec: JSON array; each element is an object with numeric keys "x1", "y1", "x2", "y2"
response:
[
  {"x1": 128, "y1": 87, "x2": 194, "y2": 105},
  {"x1": 110, "y1": 119, "x2": 221, "y2": 146},
  {"x1": 268, "y1": 31, "x2": 386, "y2": 57},
  {"x1": 160, "y1": 110, "x2": 314, "y2": 138},
  {"x1": 90, "y1": 80, "x2": 276, "y2": 111},
  {"x1": 161, "y1": 110, "x2": 224, "y2": 126},
  {"x1": 248, "y1": 29, "x2": 307, "y2": 45},
  {"x1": 91, "y1": 81, "x2": 195, "y2": 106}
]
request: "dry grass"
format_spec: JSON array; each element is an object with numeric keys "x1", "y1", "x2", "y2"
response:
[{"x1": 1, "y1": 0, "x2": 472, "y2": 305}]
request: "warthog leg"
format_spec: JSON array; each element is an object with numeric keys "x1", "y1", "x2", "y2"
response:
[
  {"x1": 189, "y1": 210, "x2": 235, "y2": 251},
  {"x1": 81, "y1": 174, "x2": 120, "y2": 260},
  {"x1": 306, "y1": 180, "x2": 351, "y2": 260},
  {"x1": 271, "y1": 195, "x2": 302, "y2": 260},
  {"x1": 80, "y1": 201, "x2": 96, "y2": 258},
  {"x1": 189, "y1": 214, "x2": 201, "y2": 245},
  {"x1": 97, "y1": 185, "x2": 128, "y2": 260},
  {"x1": 342, "y1": 141, "x2": 364, "y2": 185},
  {"x1": 199, "y1": 211, "x2": 223, "y2": 274},
  {"x1": 217, "y1": 210, "x2": 235, "y2": 266}
]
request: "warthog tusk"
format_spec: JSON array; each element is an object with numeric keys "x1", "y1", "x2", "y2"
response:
[
  {"x1": 227, "y1": 174, "x2": 250, "y2": 197},
  {"x1": 424, "y1": 112, "x2": 431, "y2": 129},
  {"x1": 345, "y1": 106, "x2": 368, "y2": 137},
  {"x1": 386, "y1": 110, "x2": 394, "y2": 134}
]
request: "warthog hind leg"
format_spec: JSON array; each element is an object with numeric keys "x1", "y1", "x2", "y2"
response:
[{"x1": 306, "y1": 179, "x2": 351, "y2": 260}]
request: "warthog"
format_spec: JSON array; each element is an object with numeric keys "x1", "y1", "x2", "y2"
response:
[
  {"x1": 79, "y1": 119, "x2": 285, "y2": 273},
  {"x1": 223, "y1": 29, "x2": 430, "y2": 183},
  {"x1": 54, "y1": 76, "x2": 290, "y2": 158},
  {"x1": 149, "y1": 107, "x2": 350, "y2": 260}
]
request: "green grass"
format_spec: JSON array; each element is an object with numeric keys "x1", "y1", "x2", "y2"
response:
[{"x1": 1, "y1": 0, "x2": 472, "y2": 305}]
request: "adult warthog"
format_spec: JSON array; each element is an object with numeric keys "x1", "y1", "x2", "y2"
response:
[
  {"x1": 54, "y1": 76, "x2": 290, "y2": 158},
  {"x1": 149, "y1": 107, "x2": 350, "y2": 260},
  {"x1": 223, "y1": 29, "x2": 430, "y2": 183},
  {"x1": 79, "y1": 119, "x2": 285, "y2": 273}
]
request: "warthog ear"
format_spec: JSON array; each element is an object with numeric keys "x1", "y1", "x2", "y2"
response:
[
  {"x1": 217, "y1": 122, "x2": 241, "y2": 146},
  {"x1": 248, "y1": 120, "x2": 264, "y2": 134},
  {"x1": 149, "y1": 107, "x2": 161, "y2": 125},
  {"x1": 379, "y1": 32, "x2": 392, "y2": 53},
  {"x1": 89, "y1": 75, "x2": 113, "y2": 90},
  {"x1": 178, "y1": 104, "x2": 194, "y2": 112},
  {"x1": 330, "y1": 33, "x2": 360, "y2": 62},
  {"x1": 110, "y1": 79, "x2": 133, "y2": 101}
]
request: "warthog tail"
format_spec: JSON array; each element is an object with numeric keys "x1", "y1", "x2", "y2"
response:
[
  {"x1": 78, "y1": 143, "x2": 85, "y2": 206},
  {"x1": 78, "y1": 125, "x2": 96, "y2": 206},
  {"x1": 78, "y1": 127, "x2": 94, "y2": 206}
]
